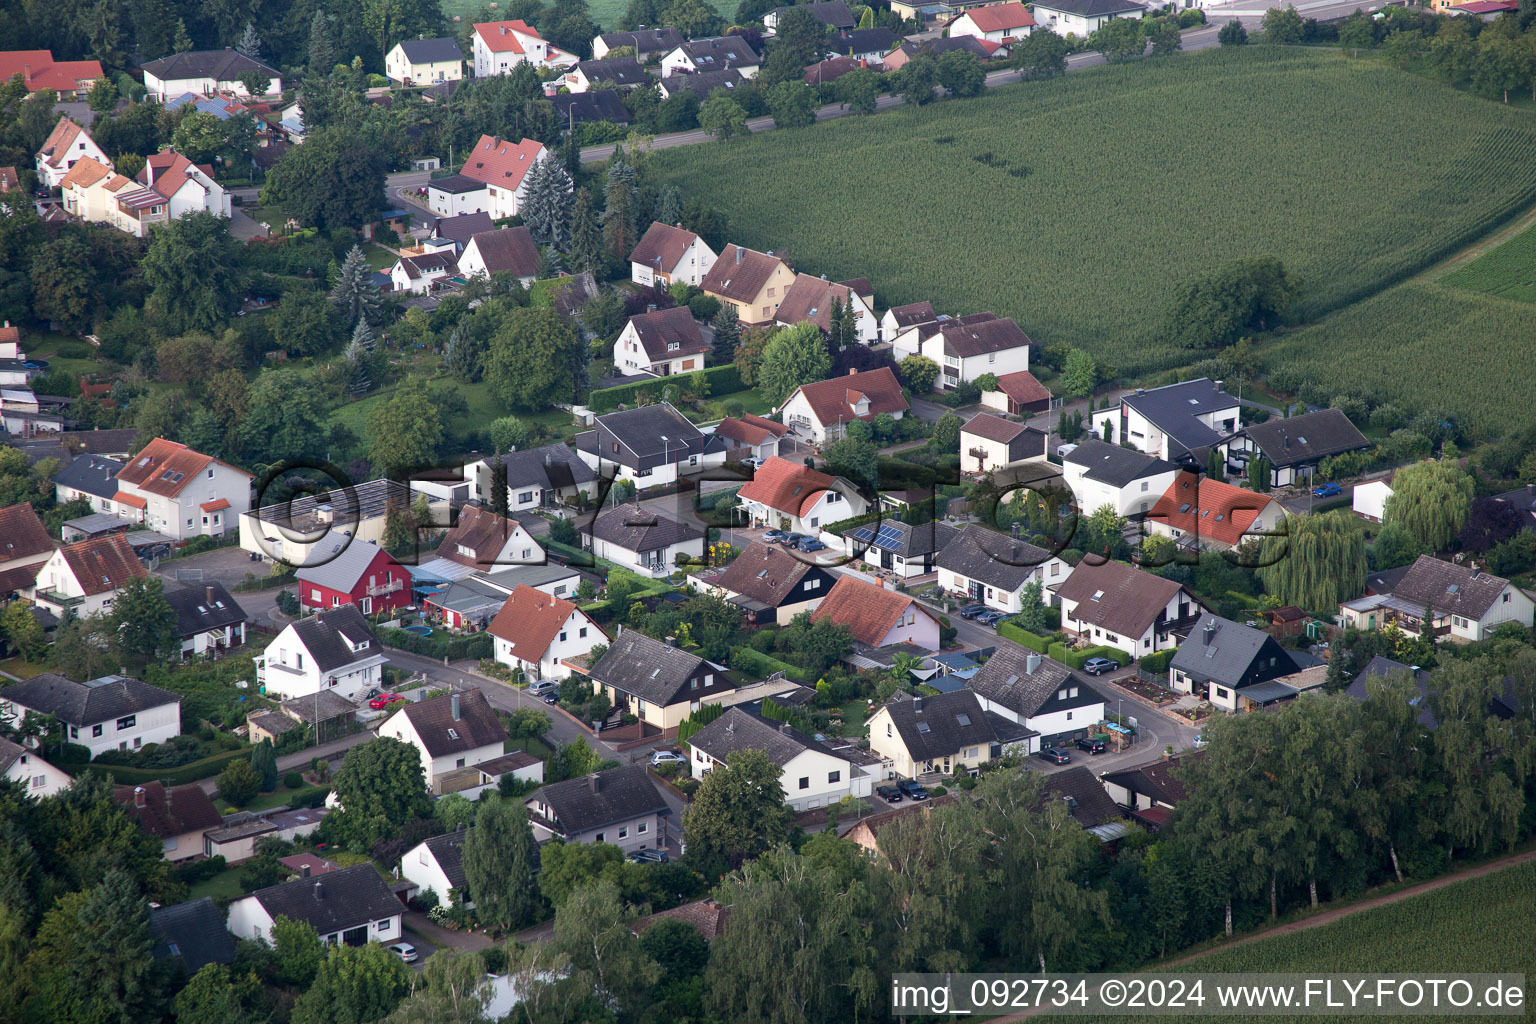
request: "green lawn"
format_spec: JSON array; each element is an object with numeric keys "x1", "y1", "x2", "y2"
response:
[
  {"x1": 646, "y1": 47, "x2": 1536, "y2": 382},
  {"x1": 189, "y1": 866, "x2": 248, "y2": 903},
  {"x1": 364, "y1": 243, "x2": 399, "y2": 271},
  {"x1": 711, "y1": 387, "x2": 774, "y2": 417},
  {"x1": 1440, "y1": 217, "x2": 1536, "y2": 304},
  {"x1": 507, "y1": 734, "x2": 556, "y2": 761},
  {"x1": 217, "y1": 784, "x2": 327, "y2": 816}
]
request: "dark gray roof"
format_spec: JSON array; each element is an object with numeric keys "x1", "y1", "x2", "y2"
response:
[
  {"x1": 1241, "y1": 408, "x2": 1369, "y2": 468},
  {"x1": 658, "y1": 69, "x2": 745, "y2": 98},
  {"x1": 427, "y1": 173, "x2": 486, "y2": 195},
  {"x1": 164, "y1": 582, "x2": 247, "y2": 637},
  {"x1": 966, "y1": 640, "x2": 1095, "y2": 719},
  {"x1": 1063, "y1": 439, "x2": 1177, "y2": 487},
  {"x1": 141, "y1": 49, "x2": 281, "y2": 82},
  {"x1": 590, "y1": 629, "x2": 707, "y2": 706},
  {"x1": 1348, "y1": 655, "x2": 1436, "y2": 727},
  {"x1": 935, "y1": 524, "x2": 1054, "y2": 592},
  {"x1": 708, "y1": 540, "x2": 826, "y2": 608},
  {"x1": 0, "y1": 672, "x2": 177, "y2": 727},
  {"x1": 400, "y1": 690, "x2": 507, "y2": 758},
  {"x1": 847, "y1": 519, "x2": 959, "y2": 559},
  {"x1": 420, "y1": 829, "x2": 468, "y2": 890},
  {"x1": 587, "y1": 403, "x2": 725, "y2": 471},
  {"x1": 582, "y1": 503, "x2": 703, "y2": 554},
  {"x1": 150, "y1": 898, "x2": 236, "y2": 975},
  {"x1": 279, "y1": 689, "x2": 358, "y2": 724},
  {"x1": 431, "y1": 211, "x2": 494, "y2": 245},
  {"x1": 250, "y1": 863, "x2": 401, "y2": 934},
  {"x1": 687, "y1": 706, "x2": 841, "y2": 766},
  {"x1": 679, "y1": 36, "x2": 762, "y2": 69},
  {"x1": 1170, "y1": 614, "x2": 1288, "y2": 689},
  {"x1": 288, "y1": 606, "x2": 381, "y2": 674},
  {"x1": 831, "y1": 26, "x2": 894, "y2": 51},
  {"x1": 1393, "y1": 555, "x2": 1512, "y2": 621},
  {"x1": 575, "y1": 57, "x2": 651, "y2": 86},
  {"x1": 1045, "y1": 766, "x2": 1122, "y2": 828},
  {"x1": 551, "y1": 90, "x2": 633, "y2": 127},
  {"x1": 1034, "y1": 0, "x2": 1147, "y2": 16},
  {"x1": 527, "y1": 762, "x2": 667, "y2": 836},
  {"x1": 597, "y1": 27, "x2": 685, "y2": 54},
  {"x1": 500, "y1": 443, "x2": 598, "y2": 492},
  {"x1": 1119, "y1": 379, "x2": 1235, "y2": 455},
  {"x1": 397, "y1": 36, "x2": 464, "y2": 64},
  {"x1": 53, "y1": 453, "x2": 124, "y2": 500},
  {"x1": 1492, "y1": 484, "x2": 1536, "y2": 530},
  {"x1": 883, "y1": 689, "x2": 999, "y2": 762}
]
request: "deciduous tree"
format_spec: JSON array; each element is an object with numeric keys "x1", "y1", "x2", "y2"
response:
[
  {"x1": 683, "y1": 747, "x2": 791, "y2": 869},
  {"x1": 1384, "y1": 459, "x2": 1473, "y2": 552},
  {"x1": 291, "y1": 941, "x2": 411, "y2": 1024},
  {"x1": 111, "y1": 575, "x2": 178, "y2": 665},
  {"x1": 462, "y1": 797, "x2": 542, "y2": 930},
  {"x1": 757, "y1": 322, "x2": 831, "y2": 405},
  {"x1": 485, "y1": 306, "x2": 585, "y2": 410},
  {"x1": 368, "y1": 378, "x2": 444, "y2": 479},
  {"x1": 1256, "y1": 510, "x2": 1367, "y2": 613},
  {"x1": 329, "y1": 736, "x2": 431, "y2": 851}
]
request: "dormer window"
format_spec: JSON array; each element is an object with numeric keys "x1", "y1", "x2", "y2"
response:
[{"x1": 667, "y1": 341, "x2": 680, "y2": 352}]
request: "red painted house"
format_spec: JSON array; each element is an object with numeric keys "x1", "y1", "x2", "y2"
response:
[{"x1": 293, "y1": 539, "x2": 410, "y2": 615}]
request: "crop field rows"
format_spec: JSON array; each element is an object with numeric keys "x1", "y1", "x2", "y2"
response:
[
  {"x1": 1441, "y1": 218, "x2": 1536, "y2": 304},
  {"x1": 647, "y1": 48, "x2": 1536, "y2": 379}
]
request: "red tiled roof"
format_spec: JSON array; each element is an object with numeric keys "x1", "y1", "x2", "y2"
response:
[
  {"x1": 115, "y1": 437, "x2": 248, "y2": 497},
  {"x1": 0, "y1": 324, "x2": 17, "y2": 345},
  {"x1": 737, "y1": 456, "x2": 836, "y2": 516},
  {"x1": 782, "y1": 366, "x2": 908, "y2": 427},
  {"x1": 138, "y1": 150, "x2": 215, "y2": 201},
  {"x1": 1147, "y1": 471, "x2": 1278, "y2": 548},
  {"x1": 474, "y1": 20, "x2": 540, "y2": 53},
  {"x1": 111, "y1": 492, "x2": 147, "y2": 509},
  {"x1": 488, "y1": 585, "x2": 593, "y2": 662},
  {"x1": 955, "y1": 1, "x2": 1036, "y2": 31},
  {"x1": 633, "y1": 898, "x2": 732, "y2": 940},
  {"x1": 0, "y1": 51, "x2": 103, "y2": 93},
  {"x1": 0, "y1": 167, "x2": 15, "y2": 191},
  {"x1": 811, "y1": 575, "x2": 924, "y2": 646},
  {"x1": 714, "y1": 413, "x2": 789, "y2": 447},
  {"x1": 991, "y1": 370, "x2": 1052, "y2": 405},
  {"x1": 37, "y1": 118, "x2": 88, "y2": 170},
  {"x1": 629, "y1": 222, "x2": 701, "y2": 274},
  {"x1": 59, "y1": 155, "x2": 111, "y2": 190},
  {"x1": 56, "y1": 534, "x2": 147, "y2": 596},
  {"x1": 459, "y1": 135, "x2": 546, "y2": 192},
  {"x1": 775, "y1": 274, "x2": 861, "y2": 333},
  {"x1": 700, "y1": 245, "x2": 788, "y2": 303},
  {"x1": 960, "y1": 412, "x2": 1033, "y2": 445},
  {"x1": 0, "y1": 503, "x2": 54, "y2": 563},
  {"x1": 436, "y1": 506, "x2": 523, "y2": 568},
  {"x1": 113, "y1": 781, "x2": 221, "y2": 839},
  {"x1": 200, "y1": 499, "x2": 230, "y2": 513}
]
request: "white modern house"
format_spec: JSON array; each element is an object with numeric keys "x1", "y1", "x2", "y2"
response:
[
  {"x1": 472, "y1": 20, "x2": 578, "y2": 76},
  {"x1": 226, "y1": 864, "x2": 403, "y2": 946},
  {"x1": 776, "y1": 367, "x2": 909, "y2": 445},
  {"x1": 0, "y1": 737, "x2": 71, "y2": 797},
  {"x1": 581, "y1": 504, "x2": 706, "y2": 578},
  {"x1": 628, "y1": 222, "x2": 718, "y2": 288},
  {"x1": 890, "y1": 313, "x2": 1032, "y2": 390},
  {"x1": 965, "y1": 642, "x2": 1105, "y2": 753},
  {"x1": 455, "y1": 134, "x2": 549, "y2": 220},
  {"x1": 1028, "y1": 0, "x2": 1146, "y2": 37},
  {"x1": 936, "y1": 524, "x2": 1073, "y2": 615},
  {"x1": 378, "y1": 690, "x2": 509, "y2": 793},
  {"x1": 573, "y1": 403, "x2": 729, "y2": 488},
  {"x1": 36, "y1": 117, "x2": 110, "y2": 189},
  {"x1": 26, "y1": 534, "x2": 147, "y2": 619},
  {"x1": 687, "y1": 707, "x2": 873, "y2": 812},
  {"x1": 947, "y1": 1, "x2": 1037, "y2": 40},
  {"x1": 958, "y1": 414, "x2": 1047, "y2": 476},
  {"x1": 488, "y1": 586, "x2": 606, "y2": 681},
  {"x1": 0, "y1": 673, "x2": 180, "y2": 760},
  {"x1": 613, "y1": 306, "x2": 710, "y2": 377},
  {"x1": 140, "y1": 49, "x2": 282, "y2": 100},
  {"x1": 1054, "y1": 559, "x2": 1201, "y2": 659},
  {"x1": 1060, "y1": 439, "x2": 1181, "y2": 519},
  {"x1": 1353, "y1": 479, "x2": 1392, "y2": 522},
  {"x1": 110, "y1": 437, "x2": 252, "y2": 540},
  {"x1": 400, "y1": 830, "x2": 470, "y2": 906},
  {"x1": 735, "y1": 456, "x2": 868, "y2": 535},
  {"x1": 254, "y1": 606, "x2": 387, "y2": 703},
  {"x1": 1089, "y1": 378, "x2": 1238, "y2": 462}
]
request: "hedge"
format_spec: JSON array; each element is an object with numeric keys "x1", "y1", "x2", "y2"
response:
[
  {"x1": 996, "y1": 620, "x2": 1051, "y2": 653},
  {"x1": 1139, "y1": 647, "x2": 1178, "y2": 675},
  {"x1": 588, "y1": 364, "x2": 743, "y2": 414},
  {"x1": 729, "y1": 645, "x2": 808, "y2": 681},
  {"x1": 377, "y1": 627, "x2": 493, "y2": 661},
  {"x1": 1049, "y1": 642, "x2": 1132, "y2": 670},
  {"x1": 60, "y1": 747, "x2": 251, "y2": 787}
]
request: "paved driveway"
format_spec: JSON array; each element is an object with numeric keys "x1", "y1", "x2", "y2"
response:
[{"x1": 157, "y1": 546, "x2": 288, "y2": 626}]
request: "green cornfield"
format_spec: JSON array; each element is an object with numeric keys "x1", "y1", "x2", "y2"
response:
[
  {"x1": 1441, "y1": 219, "x2": 1536, "y2": 304},
  {"x1": 1083, "y1": 858, "x2": 1536, "y2": 1024},
  {"x1": 1259, "y1": 281, "x2": 1536, "y2": 435},
  {"x1": 647, "y1": 48, "x2": 1536, "y2": 376}
]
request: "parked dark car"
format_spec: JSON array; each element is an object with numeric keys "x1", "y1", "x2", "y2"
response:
[
  {"x1": 627, "y1": 848, "x2": 669, "y2": 863},
  {"x1": 897, "y1": 779, "x2": 929, "y2": 801},
  {"x1": 797, "y1": 537, "x2": 827, "y2": 552},
  {"x1": 958, "y1": 604, "x2": 987, "y2": 619},
  {"x1": 778, "y1": 532, "x2": 808, "y2": 547},
  {"x1": 975, "y1": 610, "x2": 1006, "y2": 627},
  {"x1": 1036, "y1": 746, "x2": 1072, "y2": 764},
  {"x1": 1082, "y1": 657, "x2": 1118, "y2": 676},
  {"x1": 875, "y1": 784, "x2": 904, "y2": 803},
  {"x1": 1076, "y1": 736, "x2": 1106, "y2": 754}
]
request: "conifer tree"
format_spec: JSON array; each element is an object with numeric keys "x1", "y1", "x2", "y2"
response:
[
  {"x1": 711, "y1": 303, "x2": 741, "y2": 365},
  {"x1": 331, "y1": 245, "x2": 381, "y2": 325},
  {"x1": 236, "y1": 22, "x2": 262, "y2": 58},
  {"x1": 308, "y1": 11, "x2": 334, "y2": 76},
  {"x1": 522, "y1": 158, "x2": 574, "y2": 249},
  {"x1": 173, "y1": 19, "x2": 194, "y2": 53},
  {"x1": 602, "y1": 161, "x2": 638, "y2": 260},
  {"x1": 567, "y1": 187, "x2": 605, "y2": 274},
  {"x1": 345, "y1": 318, "x2": 375, "y2": 396}
]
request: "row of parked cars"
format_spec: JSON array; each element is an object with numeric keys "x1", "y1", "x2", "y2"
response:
[
  {"x1": 762, "y1": 529, "x2": 827, "y2": 553},
  {"x1": 876, "y1": 779, "x2": 930, "y2": 803}
]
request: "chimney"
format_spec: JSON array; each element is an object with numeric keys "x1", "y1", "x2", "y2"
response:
[
  {"x1": 451, "y1": 692, "x2": 460, "y2": 720},
  {"x1": 588, "y1": 773, "x2": 599, "y2": 793},
  {"x1": 1282, "y1": 434, "x2": 1290, "y2": 449},
  {"x1": 735, "y1": 247, "x2": 743, "y2": 264},
  {"x1": 313, "y1": 881, "x2": 324, "y2": 901},
  {"x1": 300, "y1": 863, "x2": 311, "y2": 878},
  {"x1": 647, "y1": 303, "x2": 656, "y2": 313},
  {"x1": 1204, "y1": 621, "x2": 1216, "y2": 643},
  {"x1": 206, "y1": 585, "x2": 215, "y2": 604},
  {"x1": 1010, "y1": 522, "x2": 1020, "y2": 540},
  {"x1": 779, "y1": 722, "x2": 791, "y2": 733},
  {"x1": 1026, "y1": 652, "x2": 1041, "y2": 675},
  {"x1": 1214, "y1": 380, "x2": 1223, "y2": 392},
  {"x1": 912, "y1": 696, "x2": 923, "y2": 713},
  {"x1": 133, "y1": 786, "x2": 146, "y2": 808},
  {"x1": 848, "y1": 368, "x2": 858, "y2": 376}
]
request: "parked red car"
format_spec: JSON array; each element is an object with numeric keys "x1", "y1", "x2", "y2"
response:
[{"x1": 369, "y1": 693, "x2": 406, "y2": 710}]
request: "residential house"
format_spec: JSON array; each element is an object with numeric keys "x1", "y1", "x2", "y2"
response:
[
  {"x1": 628, "y1": 222, "x2": 718, "y2": 289},
  {"x1": 456, "y1": 227, "x2": 540, "y2": 286},
  {"x1": 1061, "y1": 439, "x2": 1180, "y2": 519},
  {"x1": 0, "y1": 736, "x2": 71, "y2": 797},
  {"x1": 57, "y1": 156, "x2": 117, "y2": 223},
  {"x1": 981, "y1": 369, "x2": 1053, "y2": 417},
  {"x1": 699, "y1": 539, "x2": 836, "y2": 625},
  {"x1": 1090, "y1": 378, "x2": 1238, "y2": 461},
  {"x1": 430, "y1": 505, "x2": 545, "y2": 576},
  {"x1": 879, "y1": 300, "x2": 937, "y2": 342},
  {"x1": 881, "y1": 35, "x2": 998, "y2": 69},
  {"x1": 419, "y1": 212, "x2": 494, "y2": 257},
  {"x1": 774, "y1": 274, "x2": 878, "y2": 344},
  {"x1": 632, "y1": 898, "x2": 732, "y2": 940},
  {"x1": 1100, "y1": 754, "x2": 1198, "y2": 830},
  {"x1": 239, "y1": 479, "x2": 447, "y2": 567},
  {"x1": 379, "y1": 690, "x2": 509, "y2": 793},
  {"x1": 1491, "y1": 481, "x2": 1536, "y2": 533},
  {"x1": 565, "y1": 57, "x2": 651, "y2": 92},
  {"x1": 811, "y1": 575, "x2": 942, "y2": 650},
  {"x1": 293, "y1": 540, "x2": 410, "y2": 616},
  {"x1": 1353, "y1": 479, "x2": 1393, "y2": 522},
  {"x1": 959, "y1": 413, "x2": 1047, "y2": 476},
  {"x1": 841, "y1": 795, "x2": 957, "y2": 856},
  {"x1": 472, "y1": 20, "x2": 579, "y2": 76},
  {"x1": 0, "y1": 672, "x2": 179, "y2": 758},
  {"x1": 766, "y1": 0, "x2": 857, "y2": 30},
  {"x1": 149, "y1": 898, "x2": 237, "y2": 977},
  {"x1": 400, "y1": 830, "x2": 472, "y2": 906},
  {"x1": 937, "y1": 523, "x2": 1072, "y2": 614},
  {"x1": 966, "y1": 641, "x2": 1104, "y2": 752},
  {"x1": 777, "y1": 366, "x2": 909, "y2": 444},
  {"x1": 573, "y1": 403, "x2": 728, "y2": 487},
  {"x1": 947, "y1": 1, "x2": 1037, "y2": 40},
  {"x1": 1337, "y1": 554, "x2": 1535, "y2": 641},
  {"x1": 424, "y1": 564, "x2": 583, "y2": 631},
  {"x1": 804, "y1": 55, "x2": 869, "y2": 84},
  {"x1": 254, "y1": 605, "x2": 387, "y2": 702},
  {"x1": 26, "y1": 533, "x2": 147, "y2": 618},
  {"x1": 384, "y1": 37, "x2": 464, "y2": 85},
  {"x1": 656, "y1": 69, "x2": 746, "y2": 100},
  {"x1": 1054, "y1": 559, "x2": 1201, "y2": 658},
  {"x1": 736, "y1": 456, "x2": 868, "y2": 534},
  {"x1": 0, "y1": 167, "x2": 15, "y2": 193},
  {"x1": 112, "y1": 437, "x2": 252, "y2": 540},
  {"x1": 0, "y1": 502, "x2": 54, "y2": 596},
  {"x1": 713, "y1": 413, "x2": 790, "y2": 462},
  {"x1": 552, "y1": 90, "x2": 634, "y2": 129},
  {"x1": 53, "y1": 456, "x2": 128, "y2": 514},
  {"x1": 825, "y1": 28, "x2": 900, "y2": 61},
  {"x1": 488, "y1": 585, "x2": 606, "y2": 681},
  {"x1": 426, "y1": 173, "x2": 492, "y2": 218},
  {"x1": 1170, "y1": 613, "x2": 1301, "y2": 712},
  {"x1": 465, "y1": 443, "x2": 597, "y2": 511},
  {"x1": 1029, "y1": 0, "x2": 1147, "y2": 36},
  {"x1": 140, "y1": 49, "x2": 283, "y2": 101},
  {"x1": 389, "y1": 251, "x2": 457, "y2": 294},
  {"x1": 891, "y1": 313, "x2": 1032, "y2": 390},
  {"x1": 846, "y1": 518, "x2": 959, "y2": 578},
  {"x1": 613, "y1": 305, "x2": 710, "y2": 377},
  {"x1": 457, "y1": 135, "x2": 549, "y2": 220},
  {"x1": 688, "y1": 706, "x2": 872, "y2": 811},
  {"x1": 226, "y1": 864, "x2": 404, "y2": 946},
  {"x1": 699, "y1": 244, "x2": 795, "y2": 326},
  {"x1": 593, "y1": 27, "x2": 686, "y2": 60},
  {"x1": 136, "y1": 149, "x2": 231, "y2": 220},
  {"x1": 114, "y1": 781, "x2": 222, "y2": 861},
  {"x1": 35, "y1": 118, "x2": 110, "y2": 188},
  {"x1": 581, "y1": 503, "x2": 705, "y2": 577},
  {"x1": 201, "y1": 807, "x2": 326, "y2": 864},
  {"x1": 526, "y1": 762, "x2": 669, "y2": 851},
  {"x1": 1221, "y1": 408, "x2": 1370, "y2": 489},
  {"x1": 1145, "y1": 471, "x2": 1286, "y2": 552},
  {"x1": 164, "y1": 583, "x2": 248, "y2": 660},
  {"x1": 1346, "y1": 656, "x2": 1438, "y2": 729},
  {"x1": 868, "y1": 690, "x2": 1029, "y2": 778},
  {"x1": 588, "y1": 628, "x2": 735, "y2": 728},
  {"x1": 659, "y1": 37, "x2": 763, "y2": 79},
  {"x1": 0, "y1": 50, "x2": 103, "y2": 100}
]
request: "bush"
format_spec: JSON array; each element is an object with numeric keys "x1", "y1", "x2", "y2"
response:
[
  {"x1": 729, "y1": 645, "x2": 807, "y2": 680},
  {"x1": 1179, "y1": 8, "x2": 1205, "y2": 25},
  {"x1": 1139, "y1": 647, "x2": 1177, "y2": 674},
  {"x1": 1049, "y1": 643, "x2": 1132, "y2": 670},
  {"x1": 587, "y1": 364, "x2": 743, "y2": 413},
  {"x1": 283, "y1": 772, "x2": 304, "y2": 789},
  {"x1": 276, "y1": 589, "x2": 300, "y2": 615},
  {"x1": 996, "y1": 620, "x2": 1050, "y2": 653},
  {"x1": 289, "y1": 787, "x2": 330, "y2": 809},
  {"x1": 688, "y1": 294, "x2": 721, "y2": 321},
  {"x1": 174, "y1": 855, "x2": 228, "y2": 885}
]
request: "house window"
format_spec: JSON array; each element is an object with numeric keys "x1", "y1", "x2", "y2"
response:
[
  {"x1": 579, "y1": 627, "x2": 588, "y2": 638},
  {"x1": 31, "y1": 776, "x2": 44, "y2": 789},
  {"x1": 886, "y1": 723, "x2": 892, "y2": 737},
  {"x1": 805, "y1": 578, "x2": 820, "y2": 590},
  {"x1": 1068, "y1": 686, "x2": 1078, "y2": 698},
  {"x1": 518, "y1": 490, "x2": 535, "y2": 503},
  {"x1": 70, "y1": 727, "x2": 78, "y2": 739},
  {"x1": 690, "y1": 679, "x2": 698, "y2": 689},
  {"x1": 1051, "y1": 562, "x2": 1060, "y2": 576},
  {"x1": 1066, "y1": 712, "x2": 1073, "y2": 721},
  {"x1": 828, "y1": 770, "x2": 840, "y2": 784},
  {"x1": 208, "y1": 469, "x2": 214, "y2": 478},
  {"x1": 456, "y1": 758, "x2": 466, "y2": 768},
  {"x1": 92, "y1": 724, "x2": 104, "y2": 737},
  {"x1": 1141, "y1": 482, "x2": 1149, "y2": 491},
  {"x1": 559, "y1": 631, "x2": 567, "y2": 642},
  {"x1": 420, "y1": 851, "x2": 428, "y2": 865},
  {"x1": 762, "y1": 306, "x2": 771, "y2": 317},
  {"x1": 638, "y1": 822, "x2": 647, "y2": 834},
  {"x1": 377, "y1": 920, "x2": 391, "y2": 935},
  {"x1": 767, "y1": 287, "x2": 776, "y2": 298},
  {"x1": 595, "y1": 833, "x2": 605, "y2": 843},
  {"x1": 798, "y1": 777, "x2": 809, "y2": 789}
]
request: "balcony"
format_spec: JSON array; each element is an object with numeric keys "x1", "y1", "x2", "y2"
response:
[
  {"x1": 366, "y1": 578, "x2": 403, "y2": 597},
  {"x1": 34, "y1": 589, "x2": 84, "y2": 609}
]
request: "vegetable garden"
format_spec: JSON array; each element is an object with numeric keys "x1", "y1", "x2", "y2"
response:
[{"x1": 646, "y1": 48, "x2": 1536, "y2": 379}]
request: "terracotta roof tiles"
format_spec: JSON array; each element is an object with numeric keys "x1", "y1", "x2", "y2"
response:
[{"x1": 810, "y1": 574, "x2": 924, "y2": 646}]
